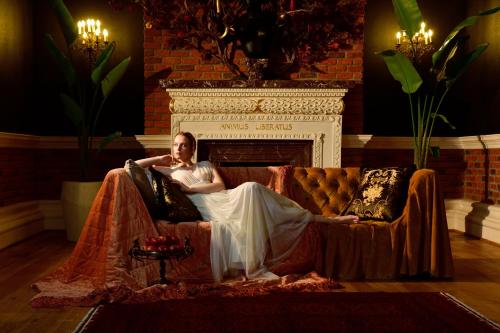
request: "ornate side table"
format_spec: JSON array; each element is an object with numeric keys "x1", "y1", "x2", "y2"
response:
[{"x1": 128, "y1": 238, "x2": 194, "y2": 285}]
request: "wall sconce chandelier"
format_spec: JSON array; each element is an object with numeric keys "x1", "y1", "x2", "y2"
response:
[
  {"x1": 76, "y1": 18, "x2": 109, "y2": 64},
  {"x1": 395, "y1": 22, "x2": 434, "y2": 62}
]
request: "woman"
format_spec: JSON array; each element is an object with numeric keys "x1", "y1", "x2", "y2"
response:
[{"x1": 136, "y1": 131, "x2": 359, "y2": 282}]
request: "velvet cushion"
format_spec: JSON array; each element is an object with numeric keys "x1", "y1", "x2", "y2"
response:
[
  {"x1": 124, "y1": 159, "x2": 161, "y2": 217},
  {"x1": 150, "y1": 168, "x2": 202, "y2": 222},
  {"x1": 343, "y1": 166, "x2": 414, "y2": 221}
]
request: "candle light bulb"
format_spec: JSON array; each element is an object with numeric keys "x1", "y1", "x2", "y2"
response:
[
  {"x1": 428, "y1": 29, "x2": 433, "y2": 42},
  {"x1": 103, "y1": 29, "x2": 108, "y2": 42},
  {"x1": 396, "y1": 31, "x2": 402, "y2": 44},
  {"x1": 420, "y1": 21, "x2": 426, "y2": 33}
]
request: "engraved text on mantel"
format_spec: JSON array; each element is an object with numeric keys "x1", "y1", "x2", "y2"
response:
[
  {"x1": 255, "y1": 123, "x2": 293, "y2": 131},
  {"x1": 220, "y1": 123, "x2": 249, "y2": 130},
  {"x1": 219, "y1": 123, "x2": 294, "y2": 131}
]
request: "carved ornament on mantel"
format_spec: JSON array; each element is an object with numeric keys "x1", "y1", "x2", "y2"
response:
[{"x1": 166, "y1": 88, "x2": 348, "y2": 115}]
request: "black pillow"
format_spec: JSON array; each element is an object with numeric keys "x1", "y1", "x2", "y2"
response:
[
  {"x1": 124, "y1": 159, "x2": 162, "y2": 217},
  {"x1": 343, "y1": 166, "x2": 415, "y2": 221},
  {"x1": 149, "y1": 168, "x2": 203, "y2": 222}
]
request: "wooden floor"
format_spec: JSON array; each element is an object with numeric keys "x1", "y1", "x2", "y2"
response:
[{"x1": 1, "y1": 230, "x2": 500, "y2": 332}]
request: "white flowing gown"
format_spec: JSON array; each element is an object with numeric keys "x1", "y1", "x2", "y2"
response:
[{"x1": 169, "y1": 161, "x2": 313, "y2": 282}]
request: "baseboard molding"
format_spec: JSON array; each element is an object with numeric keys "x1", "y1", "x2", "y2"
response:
[
  {"x1": 38, "y1": 200, "x2": 64, "y2": 230},
  {"x1": 446, "y1": 198, "x2": 500, "y2": 244},
  {"x1": 0, "y1": 201, "x2": 44, "y2": 250},
  {"x1": 342, "y1": 134, "x2": 500, "y2": 149}
]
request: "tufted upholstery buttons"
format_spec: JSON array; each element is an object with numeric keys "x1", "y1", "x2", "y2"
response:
[{"x1": 291, "y1": 167, "x2": 361, "y2": 216}]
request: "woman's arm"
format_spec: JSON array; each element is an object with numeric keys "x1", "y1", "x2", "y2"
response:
[
  {"x1": 164, "y1": 164, "x2": 226, "y2": 194},
  {"x1": 135, "y1": 154, "x2": 174, "y2": 168}
]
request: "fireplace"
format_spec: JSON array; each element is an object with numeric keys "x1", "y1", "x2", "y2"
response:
[
  {"x1": 161, "y1": 80, "x2": 350, "y2": 167},
  {"x1": 197, "y1": 140, "x2": 313, "y2": 167}
]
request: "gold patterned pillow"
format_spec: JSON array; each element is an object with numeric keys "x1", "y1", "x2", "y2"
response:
[
  {"x1": 150, "y1": 168, "x2": 202, "y2": 222},
  {"x1": 343, "y1": 166, "x2": 414, "y2": 221}
]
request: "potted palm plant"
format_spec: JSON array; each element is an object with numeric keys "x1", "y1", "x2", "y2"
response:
[
  {"x1": 378, "y1": 0, "x2": 499, "y2": 169},
  {"x1": 45, "y1": 0, "x2": 131, "y2": 240}
]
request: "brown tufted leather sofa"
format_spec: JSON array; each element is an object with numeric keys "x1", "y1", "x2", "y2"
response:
[{"x1": 289, "y1": 167, "x2": 453, "y2": 280}]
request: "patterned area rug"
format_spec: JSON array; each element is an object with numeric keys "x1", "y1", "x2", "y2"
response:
[{"x1": 74, "y1": 291, "x2": 500, "y2": 333}]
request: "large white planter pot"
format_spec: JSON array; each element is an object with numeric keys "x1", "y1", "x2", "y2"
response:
[{"x1": 61, "y1": 181, "x2": 102, "y2": 242}]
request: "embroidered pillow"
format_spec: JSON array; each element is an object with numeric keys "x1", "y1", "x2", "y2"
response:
[
  {"x1": 343, "y1": 166, "x2": 415, "y2": 221},
  {"x1": 124, "y1": 159, "x2": 162, "y2": 217},
  {"x1": 150, "y1": 168, "x2": 202, "y2": 222}
]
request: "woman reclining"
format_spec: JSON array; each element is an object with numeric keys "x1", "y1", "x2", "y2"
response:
[{"x1": 136, "y1": 131, "x2": 359, "y2": 282}]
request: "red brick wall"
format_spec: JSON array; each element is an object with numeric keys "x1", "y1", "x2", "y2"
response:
[
  {"x1": 464, "y1": 149, "x2": 500, "y2": 204},
  {"x1": 143, "y1": 28, "x2": 364, "y2": 135}
]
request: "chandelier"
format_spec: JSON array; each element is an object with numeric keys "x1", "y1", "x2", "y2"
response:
[
  {"x1": 395, "y1": 22, "x2": 434, "y2": 62},
  {"x1": 76, "y1": 18, "x2": 110, "y2": 64}
]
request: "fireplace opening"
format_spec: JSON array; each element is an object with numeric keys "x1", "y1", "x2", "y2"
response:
[{"x1": 197, "y1": 140, "x2": 313, "y2": 167}]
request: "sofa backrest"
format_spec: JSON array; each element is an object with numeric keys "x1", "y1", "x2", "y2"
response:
[
  {"x1": 217, "y1": 166, "x2": 292, "y2": 196},
  {"x1": 216, "y1": 166, "x2": 361, "y2": 217},
  {"x1": 291, "y1": 167, "x2": 361, "y2": 216}
]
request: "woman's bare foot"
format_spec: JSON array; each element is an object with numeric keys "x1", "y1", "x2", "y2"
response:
[
  {"x1": 314, "y1": 214, "x2": 360, "y2": 224},
  {"x1": 333, "y1": 215, "x2": 360, "y2": 224}
]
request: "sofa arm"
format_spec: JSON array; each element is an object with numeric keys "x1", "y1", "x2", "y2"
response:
[
  {"x1": 395, "y1": 169, "x2": 454, "y2": 278},
  {"x1": 59, "y1": 168, "x2": 159, "y2": 286}
]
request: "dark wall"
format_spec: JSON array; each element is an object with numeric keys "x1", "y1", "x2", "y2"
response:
[
  {"x1": 461, "y1": 0, "x2": 500, "y2": 135},
  {"x1": 0, "y1": 0, "x2": 33, "y2": 133},
  {"x1": 10, "y1": 0, "x2": 144, "y2": 135},
  {"x1": 364, "y1": 0, "x2": 500, "y2": 136},
  {"x1": 364, "y1": 0, "x2": 469, "y2": 136}
]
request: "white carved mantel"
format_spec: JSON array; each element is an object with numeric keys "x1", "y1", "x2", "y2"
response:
[{"x1": 163, "y1": 82, "x2": 349, "y2": 167}]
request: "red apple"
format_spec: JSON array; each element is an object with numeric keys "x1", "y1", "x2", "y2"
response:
[
  {"x1": 157, "y1": 236, "x2": 167, "y2": 245},
  {"x1": 144, "y1": 245, "x2": 158, "y2": 252}
]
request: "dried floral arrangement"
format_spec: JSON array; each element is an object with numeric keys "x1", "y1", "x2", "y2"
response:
[{"x1": 109, "y1": 0, "x2": 366, "y2": 79}]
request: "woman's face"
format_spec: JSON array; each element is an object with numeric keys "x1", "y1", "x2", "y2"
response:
[{"x1": 173, "y1": 134, "x2": 194, "y2": 162}]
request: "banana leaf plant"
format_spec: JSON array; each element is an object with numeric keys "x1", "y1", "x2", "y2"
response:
[
  {"x1": 45, "y1": 0, "x2": 131, "y2": 180},
  {"x1": 378, "y1": 0, "x2": 499, "y2": 169}
]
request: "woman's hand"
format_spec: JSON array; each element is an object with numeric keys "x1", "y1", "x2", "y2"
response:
[
  {"x1": 157, "y1": 154, "x2": 176, "y2": 166},
  {"x1": 135, "y1": 154, "x2": 177, "y2": 168}
]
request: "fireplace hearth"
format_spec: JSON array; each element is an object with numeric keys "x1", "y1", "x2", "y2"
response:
[{"x1": 197, "y1": 140, "x2": 313, "y2": 167}]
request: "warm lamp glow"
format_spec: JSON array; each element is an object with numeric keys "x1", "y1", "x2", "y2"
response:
[
  {"x1": 77, "y1": 17, "x2": 110, "y2": 48},
  {"x1": 394, "y1": 21, "x2": 435, "y2": 61},
  {"x1": 76, "y1": 17, "x2": 110, "y2": 64}
]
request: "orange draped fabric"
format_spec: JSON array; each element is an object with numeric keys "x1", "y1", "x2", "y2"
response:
[
  {"x1": 31, "y1": 167, "x2": 453, "y2": 307},
  {"x1": 31, "y1": 167, "x2": 321, "y2": 307}
]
